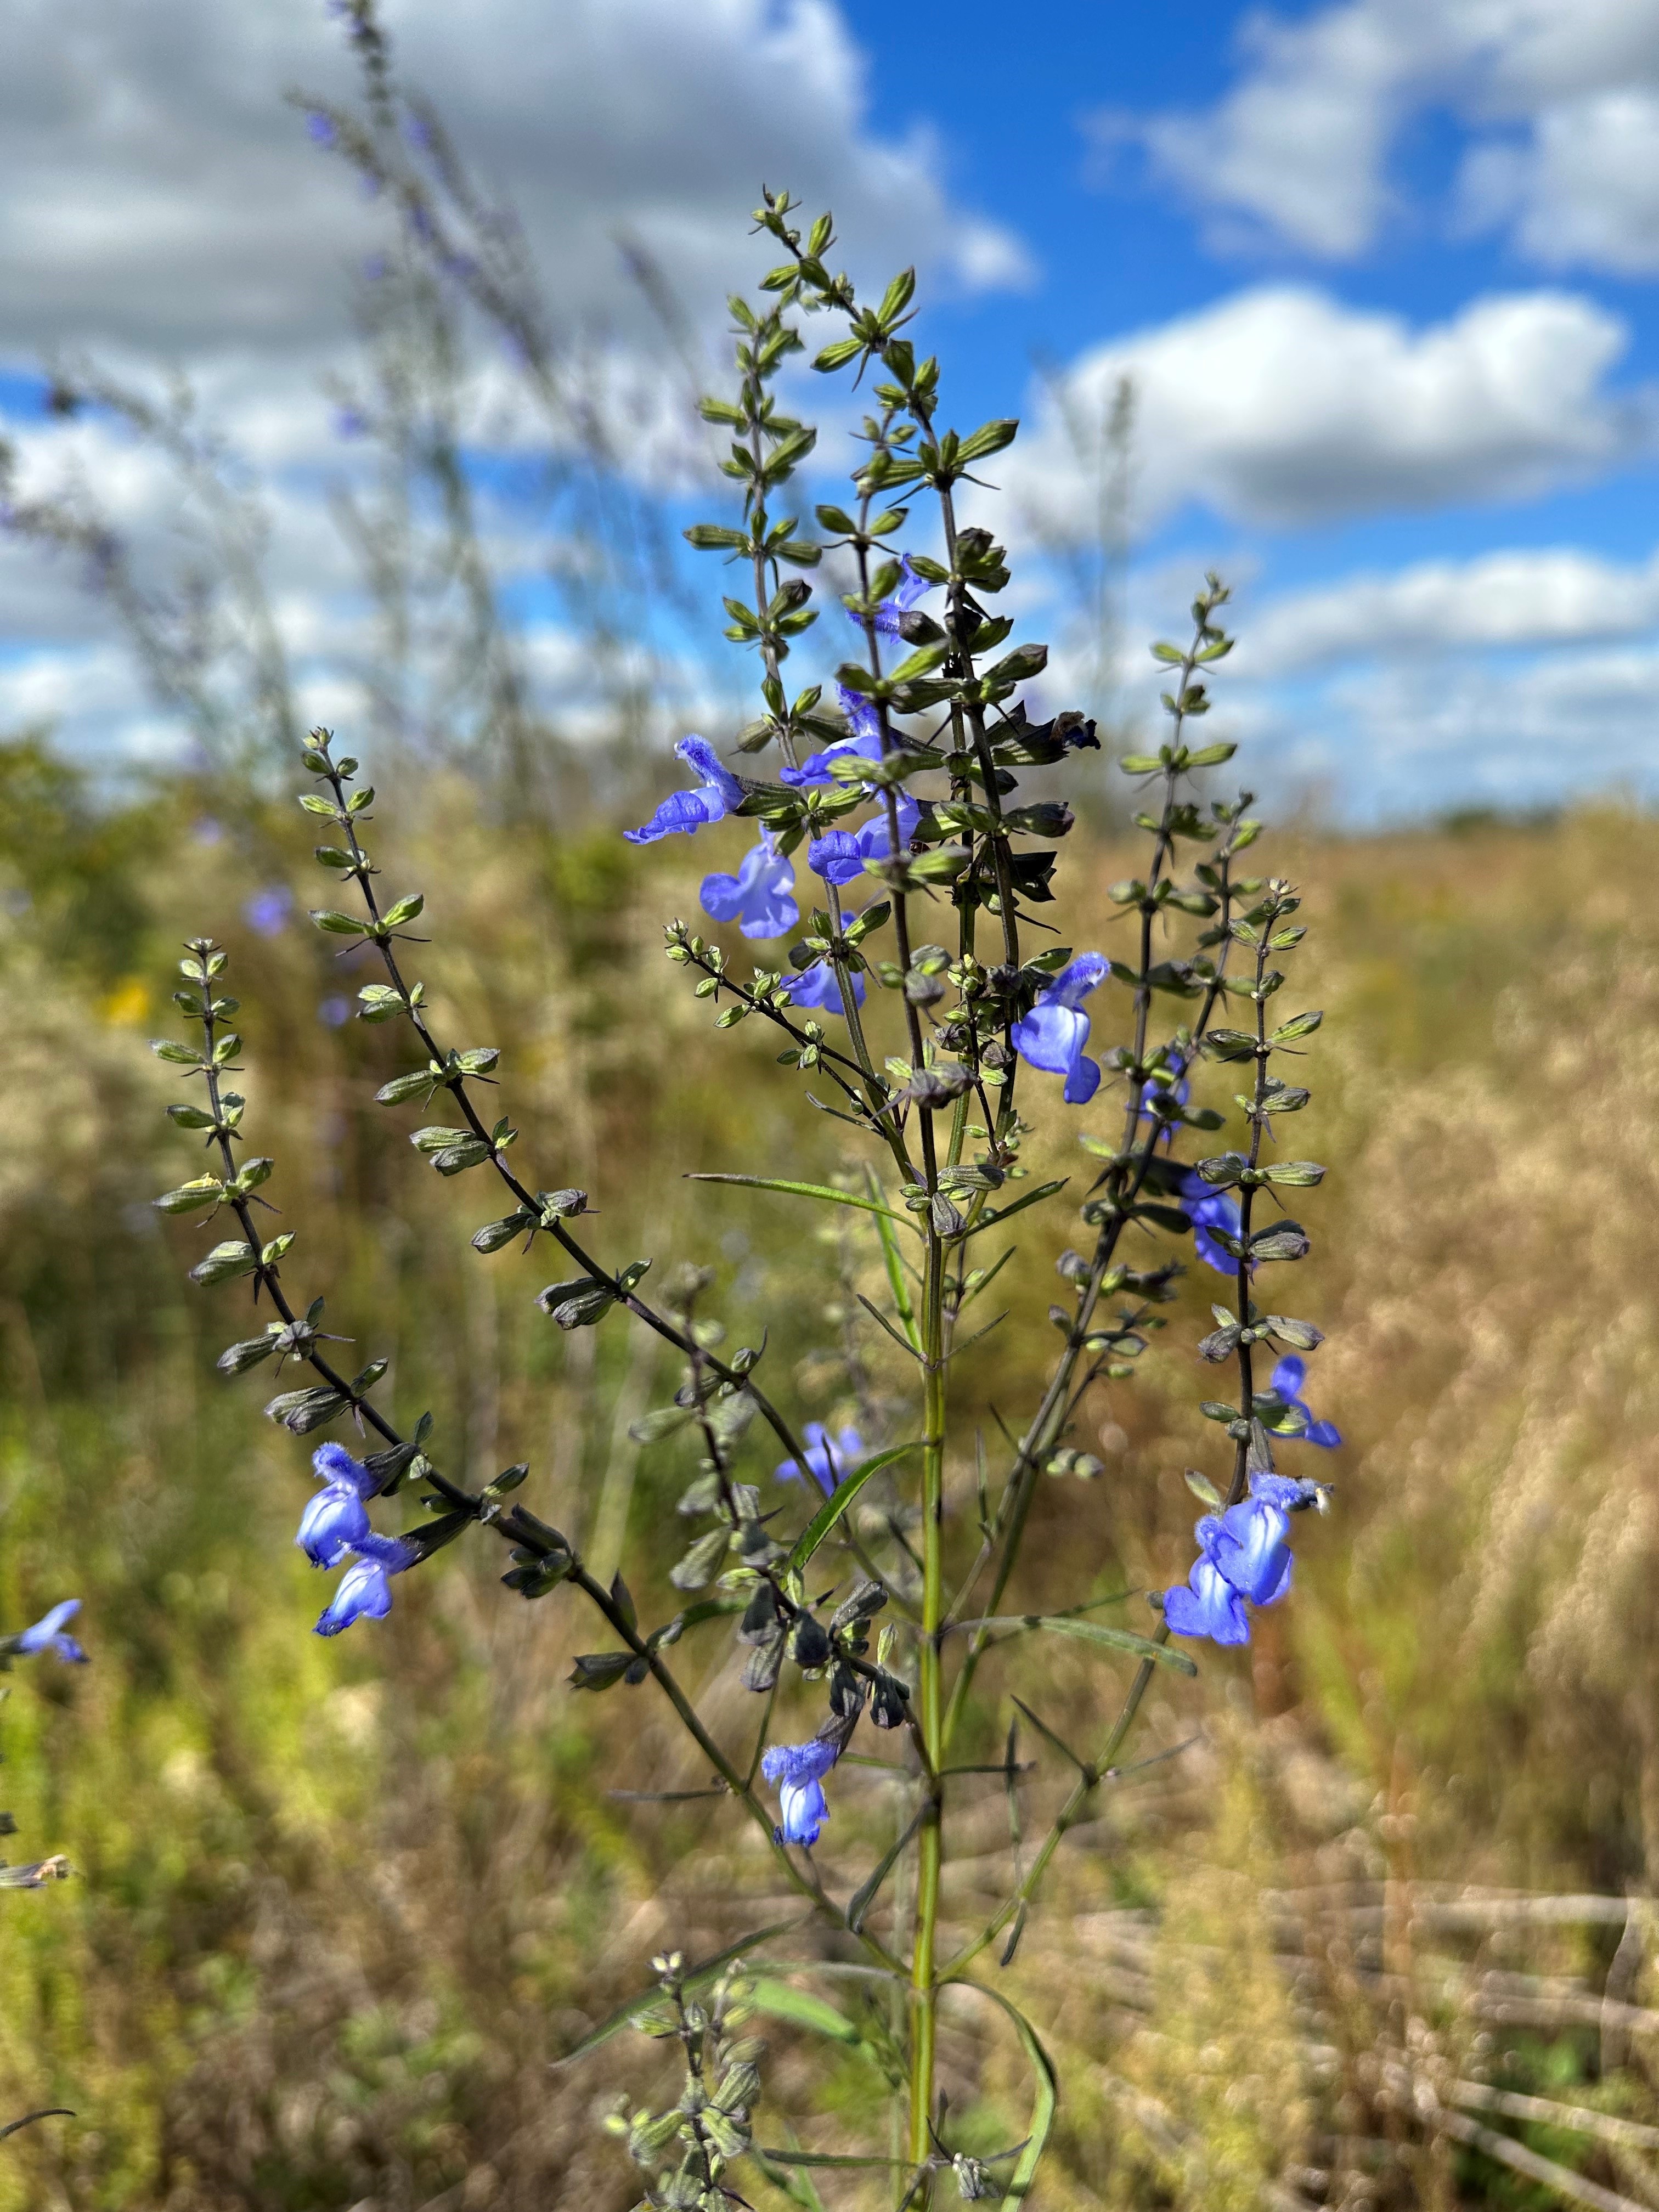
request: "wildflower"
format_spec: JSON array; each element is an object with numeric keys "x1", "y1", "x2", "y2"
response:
[
  {"x1": 1163, "y1": 1520, "x2": 1250, "y2": 1645},
  {"x1": 699, "y1": 830, "x2": 799, "y2": 940},
  {"x1": 318, "y1": 994, "x2": 352, "y2": 1027},
  {"x1": 1178, "y1": 1169, "x2": 1244, "y2": 1274},
  {"x1": 314, "y1": 1533, "x2": 418, "y2": 1638},
  {"x1": 623, "y1": 736, "x2": 743, "y2": 845},
  {"x1": 780, "y1": 686, "x2": 884, "y2": 789},
  {"x1": 306, "y1": 111, "x2": 336, "y2": 146},
  {"x1": 333, "y1": 405, "x2": 368, "y2": 440},
  {"x1": 243, "y1": 885, "x2": 293, "y2": 938},
  {"x1": 845, "y1": 553, "x2": 932, "y2": 637},
  {"x1": 782, "y1": 962, "x2": 865, "y2": 1014},
  {"x1": 1010, "y1": 954, "x2": 1109, "y2": 1104},
  {"x1": 297, "y1": 1442, "x2": 379, "y2": 1567},
  {"x1": 1211, "y1": 1495, "x2": 1294, "y2": 1606},
  {"x1": 1269, "y1": 1355, "x2": 1341, "y2": 1447},
  {"x1": 10, "y1": 1600, "x2": 88, "y2": 1664},
  {"x1": 808, "y1": 792, "x2": 919, "y2": 885},
  {"x1": 761, "y1": 1735, "x2": 840, "y2": 1847},
  {"x1": 776, "y1": 1421, "x2": 863, "y2": 1497}
]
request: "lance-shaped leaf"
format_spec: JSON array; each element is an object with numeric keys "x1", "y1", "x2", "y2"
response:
[
  {"x1": 153, "y1": 1177, "x2": 225, "y2": 1215},
  {"x1": 847, "y1": 1804, "x2": 928, "y2": 1935},
  {"x1": 189, "y1": 1240, "x2": 259, "y2": 1288},
  {"x1": 686, "y1": 1172, "x2": 916, "y2": 1230},
  {"x1": 952, "y1": 1616, "x2": 1195, "y2": 1675},
  {"x1": 944, "y1": 1979, "x2": 1058, "y2": 2203},
  {"x1": 787, "y1": 1442, "x2": 920, "y2": 1573},
  {"x1": 964, "y1": 1179, "x2": 1069, "y2": 1238}
]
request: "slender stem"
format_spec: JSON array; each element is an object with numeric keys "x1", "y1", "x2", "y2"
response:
[{"x1": 908, "y1": 1220, "x2": 948, "y2": 2174}]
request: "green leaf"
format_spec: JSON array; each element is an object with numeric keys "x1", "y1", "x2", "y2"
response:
[
  {"x1": 309, "y1": 910, "x2": 368, "y2": 935},
  {"x1": 684, "y1": 523, "x2": 748, "y2": 550},
  {"x1": 153, "y1": 1177, "x2": 224, "y2": 1215},
  {"x1": 471, "y1": 1212, "x2": 533, "y2": 1254},
  {"x1": 847, "y1": 1804, "x2": 928, "y2": 1934},
  {"x1": 150, "y1": 1039, "x2": 203, "y2": 1067},
  {"x1": 950, "y1": 1615, "x2": 1195, "y2": 1675},
  {"x1": 684, "y1": 1173, "x2": 915, "y2": 1230},
  {"x1": 965, "y1": 1179, "x2": 1068, "y2": 1237},
  {"x1": 1271, "y1": 1009, "x2": 1323, "y2": 1043},
  {"x1": 955, "y1": 416, "x2": 1019, "y2": 464},
  {"x1": 749, "y1": 1979, "x2": 867, "y2": 2046},
  {"x1": 382, "y1": 893, "x2": 424, "y2": 927},
  {"x1": 165, "y1": 1103, "x2": 217, "y2": 1130},
  {"x1": 1263, "y1": 1160, "x2": 1325, "y2": 1187},
  {"x1": 947, "y1": 1980, "x2": 1058, "y2": 2201},
  {"x1": 787, "y1": 1442, "x2": 920, "y2": 1573},
  {"x1": 552, "y1": 1921, "x2": 805, "y2": 2066},
  {"x1": 376, "y1": 1067, "x2": 441, "y2": 1105},
  {"x1": 216, "y1": 1334, "x2": 278, "y2": 1375}
]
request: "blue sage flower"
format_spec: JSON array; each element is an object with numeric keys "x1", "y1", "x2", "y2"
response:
[
  {"x1": 699, "y1": 830, "x2": 799, "y2": 940},
  {"x1": 1136, "y1": 1053, "x2": 1189, "y2": 1139},
  {"x1": 1211, "y1": 1496, "x2": 1294, "y2": 1606},
  {"x1": 1163, "y1": 1521, "x2": 1250, "y2": 1646},
  {"x1": 1010, "y1": 954, "x2": 1109, "y2": 1104},
  {"x1": 761, "y1": 1735, "x2": 840, "y2": 1847},
  {"x1": 808, "y1": 792, "x2": 919, "y2": 886},
  {"x1": 779, "y1": 686, "x2": 884, "y2": 789},
  {"x1": 776, "y1": 1421, "x2": 863, "y2": 1497},
  {"x1": 12, "y1": 1600, "x2": 88, "y2": 1664},
  {"x1": 314, "y1": 1532, "x2": 419, "y2": 1639},
  {"x1": 1178, "y1": 1169, "x2": 1245, "y2": 1275},
  {"x1": 1269, "y1": 1355, "x2": 1341, "y2": 1448},
  {"x1": 845, "y1": 553, "x2": 932, "y2": 636},
  {"x1": 782, "y1": 962, "x2": 865, "y2": 1014},
  {"x1": 297, "y1": 1485, "x2": 371, "y2": 1567},
  {"x1": 623, "y1": 736, "x2": 743, "y2": 845}
]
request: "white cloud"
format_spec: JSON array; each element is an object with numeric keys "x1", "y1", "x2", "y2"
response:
[
  {"x1": 1004, "y1": 285, "x2": 1642, "y2": 537},
  {"x1": 1122, "y1": 0, "x2": 1659, "y2": 275},
  {"x1": 1245, "y1": 543, "x2": 1659, "y2": 673}
]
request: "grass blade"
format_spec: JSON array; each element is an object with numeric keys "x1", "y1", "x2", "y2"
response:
[
  {"x1": 687, "y1": 1172, "x2": 916, "y2": 1231},
  {"x1": 787, "y1": 1442, "x2": 920, "y2": 1573}
]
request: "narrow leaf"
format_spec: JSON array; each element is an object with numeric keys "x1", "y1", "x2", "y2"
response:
[
  {"x1": 686, "y1": 1172, "x2": 916, "y2": 1231},
  {"x1": 787, "y1": 1442, "x2": 920, "y2": 1573},
  {"x1": 847, "y1": 1804, "x2": 927, "y2": 1934},
  {"x1": 552, "y1": 1921, "x2": 804, "y2": 2065}
]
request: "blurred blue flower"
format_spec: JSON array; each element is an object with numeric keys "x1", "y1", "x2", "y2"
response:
[
  {"x1": 314, "y1": 1533, "x2": 418, "y2": 1639},
  {"x1": 1163, "y1": 1522, "x2": 1250, "y2": 1645},
  {"x1": 1270, "y1": 1355, "x2": 1341, "y2": 1447},
  {"x1": 782, "y1": 962, "x2": 865, "y2": 1014},
  {"x1": 845, "y1": 553, "x2": 933, "y2": 637},
  {"x1": 363, "y1": 253, "x2": 390, "y2": 283},
  {"x1": 776, "y1": 1421, "x2": 863, "y2": 1497},
  {"x1": 12, "y1": 1600, "x2": 88, "y2": 1664},
  {"x1": 624, "y1": 736, "x2": 743, "y2": 845},
  {"x1": 318, "y1": 994, "x2": 352, "y2": 1028},
  {"x1": 243, "y1": 885, "x2": 293, "y2": 938},
  {"x1": 779, "y1": 686, "x2": 884, "y2": 789},
  {"x1": 761, "y1": 1736, "x2": 840, "y2": 1847},
  {"x1": 1178, "y1": 1169, "x2": 1244, "y2": 1275},
  {"x1": 306, "y1": 111, "x2": 336, "y2": 146},
  {"x1": 334, "y1": 405, "x2": 368, "y2": 440},
  {"x1": 808, "y1": 792, "x2": 919, "y2": 885},
  {"x1": 191, "y1": 816, "x2": 224, "y2": 847},
  {"x1": 1011, "y1": 953, "x2": 1109, "y2": 1105},
  {"x1": 699, "y1": 831, "x2": 798, "y2": 940}
]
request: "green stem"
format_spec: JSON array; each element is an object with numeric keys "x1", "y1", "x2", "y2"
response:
[{"x1": 909, "y1": 1223, "x2": 948, "y2": 2180}]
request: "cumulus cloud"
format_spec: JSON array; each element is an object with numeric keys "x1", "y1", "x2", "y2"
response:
[
  {"x1": 1117, "y1": 0, "x2": 1659, "y2": 276},
  {"x1": 1246, "y1": 543, "x2": 1659, "y2": 674},
  {"x1": 0, "y1": 0, "x2": 1026, "y2": 363},
  {"x1": 1005, "y1": 284, "x2": 1644, "y2": 537}
]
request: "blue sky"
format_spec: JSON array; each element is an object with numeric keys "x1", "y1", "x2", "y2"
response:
[{"x1": 3, "y1": 0, "x2": 1659, "y2": 821}]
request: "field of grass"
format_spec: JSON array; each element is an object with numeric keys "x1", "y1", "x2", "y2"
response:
[{"x1": 1, "y1": 746, "x2": 1656, "y2": 2210}]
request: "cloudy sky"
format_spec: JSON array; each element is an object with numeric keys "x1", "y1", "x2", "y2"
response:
[{"x1": 5, "y1": 0, "x2": 1659, "y2": 820}]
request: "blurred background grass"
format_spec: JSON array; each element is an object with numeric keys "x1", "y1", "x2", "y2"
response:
[{"x1": 0, "y1": 739, "x2": 1656, "y2": 2209}]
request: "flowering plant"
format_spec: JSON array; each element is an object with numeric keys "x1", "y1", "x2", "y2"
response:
[{"x1": 150, "y1": 195, "x2": 1340, "y2": 2206}]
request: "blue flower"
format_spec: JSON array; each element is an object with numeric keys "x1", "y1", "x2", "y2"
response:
[
  {"x1": 243, "y1": 885, "x2": 293, "y2": 938},
  {"x1": 12, "y1": 1600, "x2": 88, "y2": 1664},
  {"x1": 699, "y1": 831, "x2": 799, "y2": 940},
  {"x1": 808, "y1": 792, "x2": 919, "y2": 885},
  {"x1": 761, "y1": 1736, "x2": 840, "y2": 1847},
  {"x1": 318, "y1": 994, "x2": 352, "y2": 1028},
  {"x1": 623, "y1": 737, "x2": 743, "y2": 845},
  {"x1": 1211, "y1": 1497, "x2": 1294, "y2": 1606},
  {"x1": 1010, "y1": 954, "x2": 1109, "y2": 1105},
  {"x1": 1269, "y1": 1355, "x2": 1341, "y2": 1448},
  {"x1": 314, "y1": 1533, "x2": 418, "y2": 1639},
  {"x1": 1163, "y1": 1523, "x2": 1250, "y2": 1645},
  {"x1": 334, "y1": 405, "x2": 368, "y2": 440},
  {"x1": 776, "y1": 1422, "x2": 863, "y2": 1498},
  {"x1": 1178, "y1": 1169, "x2": 1245, "y2": 1275},
  {"x1": 782, "y1": 962, "x2": 865, "y2": 1014},
  {"x1": 298, "y1": 1443, "x2": 380, "y2": 1566},
  {"x1": 306, "y1": 111, "x2": 336, "y2": 146},
  {"x1": 780, "y1": 686, "x2": 884, "y2": 789},
  {"x1": 845, "y1": 554, "x2": 933, "y2": 637}
]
